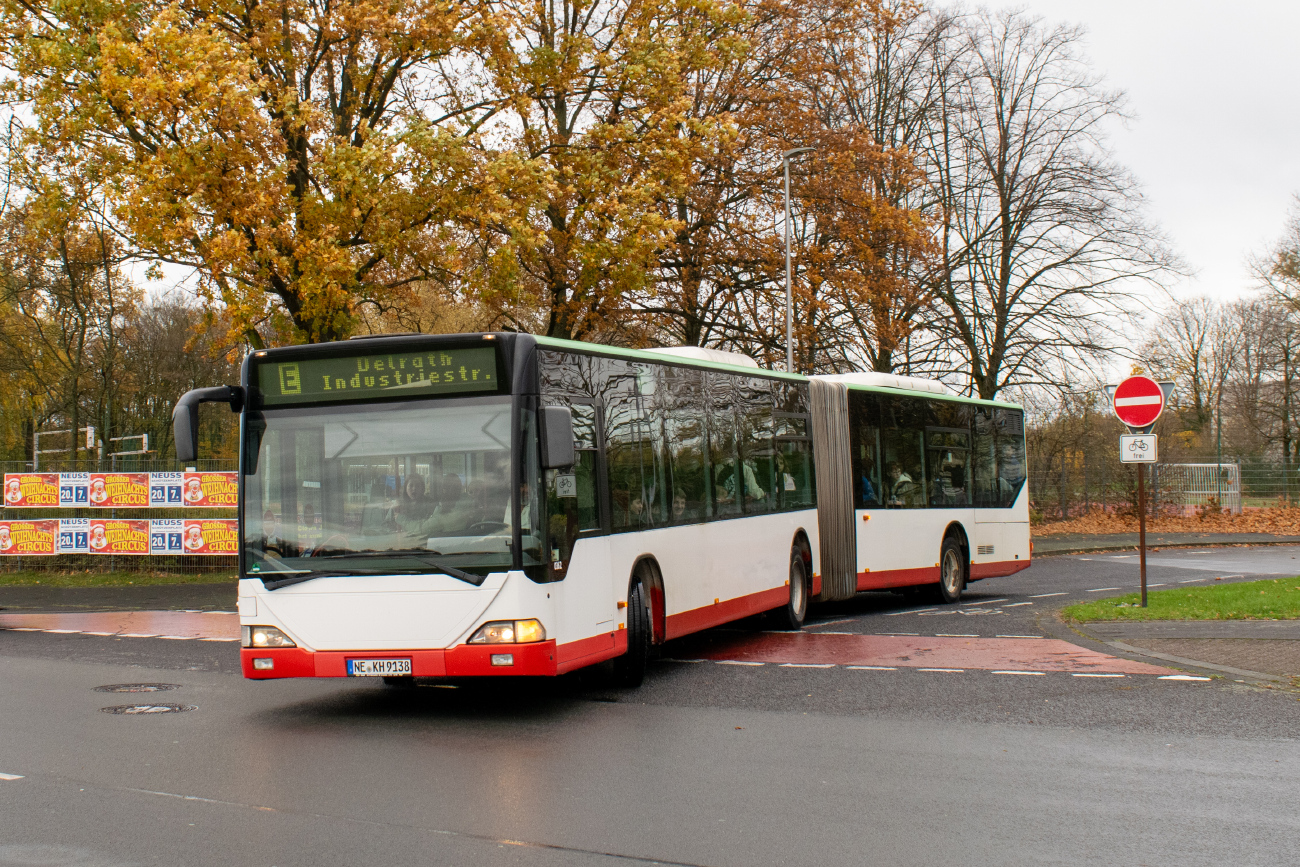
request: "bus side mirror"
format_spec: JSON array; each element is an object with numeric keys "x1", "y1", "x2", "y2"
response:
[
  {"x1": 173, "y1": 386, "x2": 245, "y2": 462},
  {"x1": 541, "y1": 406, "x2": 576, "y2": 469}
]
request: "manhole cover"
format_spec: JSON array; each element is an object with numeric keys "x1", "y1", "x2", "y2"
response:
[
  {"x1": 100, "y1": 704, "x2": 196, "y2": 715},
  {"x1": 94, "y1": 683, "x2": 181, "y2": 693}
]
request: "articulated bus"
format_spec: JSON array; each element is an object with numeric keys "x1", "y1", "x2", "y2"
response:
[{"x1": 173, "y1": 333, "x2": 1028, "y2": 686}]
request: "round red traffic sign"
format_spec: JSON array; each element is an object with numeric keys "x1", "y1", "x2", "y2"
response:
[{"x1": 1112, "y1": 375, "x2": 1165, "y2": 428}]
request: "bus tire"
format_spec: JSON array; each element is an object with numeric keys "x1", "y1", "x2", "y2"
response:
[
  {"x1": 779, "y1": 548, "x2": 809, "y2": 630},
  {"x1": 936, "y1": 537, "x2": 966, "y2": 604},
  {"x1": 612, "y1": 579, "x2": 651, "y2": 687}
]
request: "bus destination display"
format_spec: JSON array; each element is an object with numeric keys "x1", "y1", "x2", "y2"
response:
[{"x1": 257, "y1": 346, "x2": 498, "y2": 405}]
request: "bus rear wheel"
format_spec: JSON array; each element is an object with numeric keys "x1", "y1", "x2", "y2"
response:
[
  {"x1": 612, "y1": 578, "x2": 651, "y2": 688},
  {"x1": 935, "y1": 537, "x2": 966, "y2": 604},
  {"x1": 779, "y1": 548, "x2": 809, "y2": 630}
]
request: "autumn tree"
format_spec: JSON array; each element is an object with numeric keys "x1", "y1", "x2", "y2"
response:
[
  {"x1": 0, "y1": 0, "x2": 483, "y2": 345},
  {"x1": 459, "y1": 0, "x2": 749, "y2": 341}
]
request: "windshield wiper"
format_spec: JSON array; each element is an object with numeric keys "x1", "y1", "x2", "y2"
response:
[
  {"x1": 258, "y1": 567, "x2": 424, "y2": 590},
  {"x1": 280, "y1": 550, "x2": 487, "y2": 587}
]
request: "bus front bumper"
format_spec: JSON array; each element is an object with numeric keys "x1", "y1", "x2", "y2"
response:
[{"x1": 241, "y1": 641, "x2": 559, "y2": 679}]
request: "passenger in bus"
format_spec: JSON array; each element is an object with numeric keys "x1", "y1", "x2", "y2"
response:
[
  {"x1": 394, "y1": 475, "x2": 437, "y2": 534},
  {"x1": 671, "y1": 491, "x2": 700, "y2": 522},
  {"x1": 886, "y1": 461, "x2": 919, "y2": 507},
  {"x1": 857, "y1": 458, "x2": 880, "y2": 507},
  {"x1": 627, "y1": 495, "x2": 646, "y2": 526},
  {"x1": 716, "y1": 461, "x2": 766, "y2": 506}
]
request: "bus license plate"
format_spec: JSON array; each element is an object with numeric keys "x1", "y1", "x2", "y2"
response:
[{"x1": 346, "y1": 658, "x2": 412, "y2": 677}]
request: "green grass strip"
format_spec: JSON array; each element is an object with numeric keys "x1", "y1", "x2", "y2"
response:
[
  {"x1": 1063, "y1": 576, "x2": 1300, "y2": 622},
  {"x1": 0, "y1": 570, "x2": 237, "y2": 588}
]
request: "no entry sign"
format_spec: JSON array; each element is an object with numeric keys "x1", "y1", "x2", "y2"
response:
[{"x1": 1112, "y1": 375, "x2": 1165, "y2": 429}]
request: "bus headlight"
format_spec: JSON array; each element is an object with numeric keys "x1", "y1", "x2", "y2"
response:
[
  {"x1": 242, "y1": 625, "x2": 297, "y2": 648},
  {"x1": 468, "y1": 619, "x2": 546, "y2": 644}
]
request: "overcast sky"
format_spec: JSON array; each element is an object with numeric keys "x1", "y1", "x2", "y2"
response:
[{"x1": 1021, "y1": 0, "x2": 1300, "y2": 305}]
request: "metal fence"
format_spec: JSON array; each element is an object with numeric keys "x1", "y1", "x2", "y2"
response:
[
  {"x1": 1028, "y1": 455, "x2": 1300, "y2": 521},
  {"x1": 1, "y1": 458, "x2": 237, "y2": 575}
]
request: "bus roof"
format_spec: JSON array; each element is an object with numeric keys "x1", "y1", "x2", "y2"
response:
[
  {"x1": 252, "y1": 332, "x2": 1022, "y2": 409},
  {"x1": 532, "y1": 335, "x2": 807, "y2": 382}
]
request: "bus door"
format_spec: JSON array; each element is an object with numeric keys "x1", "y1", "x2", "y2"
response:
[{"x1": 545, "y1": 401, "x2": 616, "y2": 643}]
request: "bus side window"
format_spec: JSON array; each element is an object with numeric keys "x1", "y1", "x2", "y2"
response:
[
  {"x1": 879, "y1": 396, "x2": 925, "y2": 509},
  {"x1": 774, "y1": 381, "x2": 814, "y2": 511},
  {"x1": 994, "y1": 408, "x2": 1027, "y2": 508},
  {"x1": 661, "y1": 367, "x2": 709, "y2": 523},
  {"x1": 972, "y1": 408, "x2": 997, "y2": 507},
  {"x1": 707, "y1": 373, "x2": 742, "y2": 519},
  {"x1": 739, "y1": 377, "x2": 776, "y2": 514},
  {"x1": 848, "y1": 391, "x2": 882, "y2": 508}
]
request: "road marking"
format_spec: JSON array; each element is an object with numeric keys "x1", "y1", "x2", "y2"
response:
[
  {"x1": 0, "y1": 772, "x2": 23, "y2": 781},
  {"x1": 876, "y1": 632, "x2": 920, "y2": 636},
  {"x1": 848, "y1": 665, "x2": 897, "y2": 670},
  {"x1": 779, "y1": 663, "x2": 835, "y2": 668},
  {"x1": 918, "y1": 668, "x2": 964, "y2": 673},
  {"x1": 43, "y1": 629, "x2": 78, "y2": 634},
  {"x1": 1148, "y1": 583, "x2": 1166, "y2": 587},
  {"x1": 84, "y1": 631, "x2": 114, "y2": 636},
  {"x1": 1086, "y1": 587, "x2": 1120, "y2": 593},
  {"x1": 1072, "y1": 673, "x2": 1126, "y2": 678},
  {"x1": 716, "y1": 660, "x2": 764, "y2": 666},
  {"x1": 809, "y1": 619, "x2": 854, "y2": 628},
  {"x1": 5, "y1": 627, "x2": 40, "y2": 632},
  {"x1": 962, "y1": 598, "x2": 1007, "y2": 606},
  {"x1": 936, "y1": 634, "x2": 979, "y2": 637},
  {"x1": 997, "y1": 635, "x2": 1044, "y2": 639},
  {"x1": 158, "y1": 636, "x2": 191, "y2": 640},
  {"x1": 199, "y1": 637, "x2": 239, "y2": 642},
  {"x1": 121, "y1": 633, "x2": 159, "y2": 638},
  {"x1": 1003, "y1": 602, "x2": 1034, "y2": 607},
  {"x1": 885, "y1": 608, "x2": 937, "y2": 616},
  {"x1": 1179, "y1": 578, "x2": 1205, "y2": 583},
  {"x1": 1030, "y1": 592, "x2": 1066, "y2": 598},
  {"x1": 991, "y1": 670, "x2": 1046, "y2": 676},
  {"x1": 813, "y1": 631, "x2": 856, "y2": 635},
  {"x1": 1159, "y1": 675, "x2": 1212, "y2": 681}
]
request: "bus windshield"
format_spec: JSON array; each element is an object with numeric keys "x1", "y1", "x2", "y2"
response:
[{"x1": 242, "y1": 397, "x2": 518, "y2": 583}]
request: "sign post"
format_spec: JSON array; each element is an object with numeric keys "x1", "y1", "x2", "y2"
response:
[{"x1": 1109, "y1": 376, "x2": 1172, "y2": 608}]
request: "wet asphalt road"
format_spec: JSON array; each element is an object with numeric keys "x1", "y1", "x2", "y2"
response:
[{"x1": 1, "y1": 547, "x2": 1298, "y2": 866}]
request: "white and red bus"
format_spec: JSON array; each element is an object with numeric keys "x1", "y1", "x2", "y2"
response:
[
  {"x1": 807, "y1": 374, "x2": 1031, "y2": 604},
  {"x1": 175, "y1": 333, "x2": 819, "y2": 685},
  {"x1": 173, "y1": 334, "x2": 1028, "y2": 685}
]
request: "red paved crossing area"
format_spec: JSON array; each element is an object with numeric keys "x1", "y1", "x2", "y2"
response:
[{"x1": 670, "y1": 631, "x2": 1171, "y2": 674}]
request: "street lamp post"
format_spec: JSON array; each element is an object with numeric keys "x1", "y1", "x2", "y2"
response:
[{"x1": 782, "y1": 147, "x2": 813, "y2": 374}]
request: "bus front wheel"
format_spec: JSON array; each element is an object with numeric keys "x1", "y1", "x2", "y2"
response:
[
  {"x1": 779, "y1": 548, "x2": 809, "y2": 630},
  {"x1": 936, "y1": 537, "x2": 966, "y2": 604},
  {"x1": 612, "y1": 579, "x2": 651, "y2": 687}
]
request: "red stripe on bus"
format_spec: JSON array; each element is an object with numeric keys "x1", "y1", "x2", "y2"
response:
[
  {"x1": 856, "y1": 566, "x2": 941, "y2": 591},
  {"x1": 556, "y1": 631, "x2": 621, "y2": 674},
  {"x1": 664, "y1": 585, "x2": 790, "y2": 641},
  {"x1": 970, "y1": 560, "x2": 1031, "y2": 580}
]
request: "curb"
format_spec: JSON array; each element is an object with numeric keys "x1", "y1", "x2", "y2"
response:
[
  {"x1": 1034, "y1": 539, "x2": 1300, "y2": 557},
  {"x1": 1103, "y1": 640, "x2": 1286, "y2": 684},
  {"x1": 1043, "y1": 610, "x2": 1293, "y2": 689}
]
